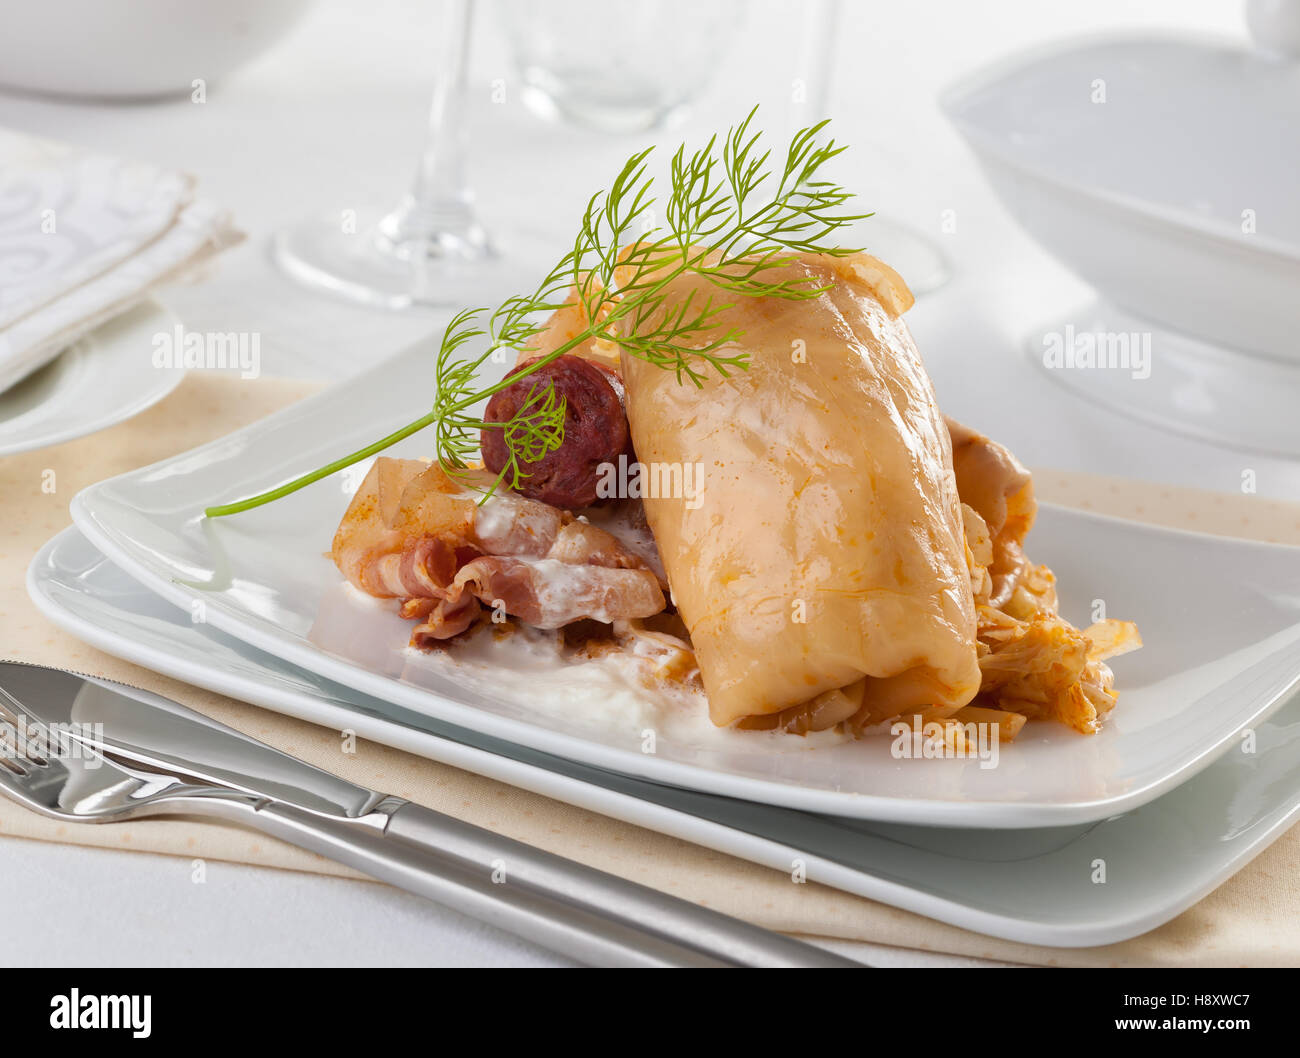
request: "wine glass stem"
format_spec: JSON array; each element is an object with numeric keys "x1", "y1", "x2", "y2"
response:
[
  {"x1": 803, "y1": 0, "x2": 840, "y2": 116},
  {"x1": 381, "y1": 0, "x2": 485, "y2": 250}
]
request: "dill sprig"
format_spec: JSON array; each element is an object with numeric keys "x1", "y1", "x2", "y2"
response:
[{"x1": 205, "y1": 108, "x2": 868, "y2": 518}]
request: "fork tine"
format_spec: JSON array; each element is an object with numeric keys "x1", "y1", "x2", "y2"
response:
[
  {"x1": 0, "y1": 684, "x2": 58, "y2": 762},
  {"x1": 0, "y1": 757, "x2": 27, "y2": 776},
  {"x1": 0, "y1": 710, "x2": 49, "y2": 769},
  {"x1": 0, "y1": 719, "x2": 28, "y2": 775},
  {"x1": 0, "y1": 683, "x2": 47, "y2": 728},
  {"x1": 0, "y1": 672, "x2": 164, "y2": 825},
  {"x1": 0, "y1": 677, "x2": 102, "y2": 768}
]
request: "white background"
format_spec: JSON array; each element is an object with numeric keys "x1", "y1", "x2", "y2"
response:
[{"x1": 0, "y1": 0, "x2": 1277, "y2": 966}]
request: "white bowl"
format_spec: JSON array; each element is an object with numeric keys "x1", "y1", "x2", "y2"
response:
[
  {"x1": 941, "y1": 33, "x2": 1300, "y2": 364},
  {"x1": 0, "y1": 0, "x2": 312, "y2": 100}
]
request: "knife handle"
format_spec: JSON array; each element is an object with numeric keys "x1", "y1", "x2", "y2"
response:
[{"x1": 240, "y1": 798, "x2": 856, "y2": 968}]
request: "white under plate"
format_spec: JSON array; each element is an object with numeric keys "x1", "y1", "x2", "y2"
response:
[
  {"x1": 0, "y1": 301, "x2": 183, "y2": 456},
  {"x1": 26, "y1": 525, "x2": 1300, "y2": 947},
  {"x1": 1027, "y1": 300, "x2": 1300, "y2": 459},
  {"x1": 65, "y1": 340, "x2": 1300, "y2": 826}
]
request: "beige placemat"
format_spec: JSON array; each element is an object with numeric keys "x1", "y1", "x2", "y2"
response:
[{"x1": 3, "y1": 372, "x2": 1299, "y2": 966}]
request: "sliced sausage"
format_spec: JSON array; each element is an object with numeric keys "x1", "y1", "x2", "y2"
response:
[{"x1": 480, "y1": 355, "x2": 629, "y2": 509}]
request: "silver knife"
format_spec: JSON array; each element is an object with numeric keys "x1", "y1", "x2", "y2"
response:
[{"x1": 0, "y1": 661, "x2": 859, "y2": 968}]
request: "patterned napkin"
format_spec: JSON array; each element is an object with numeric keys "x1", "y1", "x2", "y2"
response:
[{"x1": 0, "y1": 128, "x2": 241, "y2": 392}]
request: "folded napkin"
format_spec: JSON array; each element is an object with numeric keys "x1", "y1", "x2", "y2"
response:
[
  {"x1": 0, "y1": 128, "x2": 241, "y2": 392},
  {"x1": 3, "y1": 372, "x2": 1300, "y2": 966}
]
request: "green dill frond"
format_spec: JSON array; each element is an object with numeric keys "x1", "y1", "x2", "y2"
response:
[{"x1": 206, "y1": 109, "x2": 869, "y2": 517}]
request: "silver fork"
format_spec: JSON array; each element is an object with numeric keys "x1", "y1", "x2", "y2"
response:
[{"x1": 0, "y1": 665, "x2": 858, "y2": 968}]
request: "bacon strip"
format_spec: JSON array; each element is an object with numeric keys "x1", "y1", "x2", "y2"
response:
[{"x1": 331, "y1": 458, "x2": 666, "y2": 644}]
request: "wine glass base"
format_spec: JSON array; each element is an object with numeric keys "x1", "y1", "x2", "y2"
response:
[
  {"x1": 848, "y1": 216, "x2": 950, "y2": 297},
  {"x1": 517, "y1": 81, "x2": 688, "y2": 135},
  {"x1": 273, "y1": 214, "x2": 554, "y2": 310}
]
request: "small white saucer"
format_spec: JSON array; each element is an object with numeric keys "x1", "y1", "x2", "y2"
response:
[{"x1": 0, "y1": 301, "x2": 183, "y2": 457}]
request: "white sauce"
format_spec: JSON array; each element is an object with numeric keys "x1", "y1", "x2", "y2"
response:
[
  {"x1": 523, "y1": 557, "x2": 613, "y2": 625},
  {"x1": 328, "y1": 529, "x2": 847, "y2": 754},
  {"x1": 579, "y1": 501, "x2": 668, "y2": 584},
  {"x1": 399, "y1": 619, "x2": 849, "y2": 753},
  {"x1": 472, "y1": 491, "x2": 552, "y2": 551}
]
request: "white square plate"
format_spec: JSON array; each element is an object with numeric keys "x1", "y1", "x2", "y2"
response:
[
  {"x1": 28, "y1": 525, "x2": 1300, "y2": 947},
  {"x1": 68, "y1": 341, "x2": 1300, "y2": 826}
]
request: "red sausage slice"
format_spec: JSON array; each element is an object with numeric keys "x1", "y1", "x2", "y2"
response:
[{"x1": 480, "y1": 355, "x2": 629, "y2": 509}]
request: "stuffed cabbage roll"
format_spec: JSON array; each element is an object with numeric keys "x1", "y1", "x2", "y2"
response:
[{"x1": 620, "y1": 253, "x2": 983, "y2": 728}]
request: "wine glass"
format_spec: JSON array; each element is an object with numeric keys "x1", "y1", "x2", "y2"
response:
[
  {"x1": 787, "y1": 0, "x2": 948, "y2": 294},
  {"x1": 496, "y1": 0, "x2": 948, "y2": 295},
  {"x1": 274, "y1": 0, "x2": 535, "y2": 309},
  {"x1": 498, "y1": 0, "x2": 745, "y2": 134}
]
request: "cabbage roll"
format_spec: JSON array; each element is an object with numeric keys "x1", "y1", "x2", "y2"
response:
[{"x1": 620, "y1": 253, "x2": 983, "y2": 728}]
